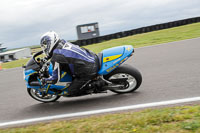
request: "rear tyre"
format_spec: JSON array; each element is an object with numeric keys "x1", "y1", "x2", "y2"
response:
[
  {"x1": 104, "y1": 65, "x2": 142, "y2": 94},
  {"x1": 27, "y1": 88, "x2": 60, "y2": 103}
]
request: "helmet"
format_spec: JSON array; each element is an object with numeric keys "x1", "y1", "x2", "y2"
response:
[{"x1": 40, "y1": 31, "x2": 59, "y2": 57}]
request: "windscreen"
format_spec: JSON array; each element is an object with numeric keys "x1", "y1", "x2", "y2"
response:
[{"x1": 25, "y1": 58, "x2": 40, "y2": 71}]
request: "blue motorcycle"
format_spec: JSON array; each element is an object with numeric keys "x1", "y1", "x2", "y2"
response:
[{"x1": 23, "y1": 45, "x2": 142, "y2": 103}]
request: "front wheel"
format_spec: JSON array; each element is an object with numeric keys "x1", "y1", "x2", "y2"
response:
[
  {"x1": 104, "y1": 65, "x2": 142, "y2": 94},
  {"x1": 27, "y1": 88, "x2": 61, "y2": 103}
]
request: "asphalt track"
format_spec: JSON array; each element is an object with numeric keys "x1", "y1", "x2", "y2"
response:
[{"x1": 0, "y1": 38, "x2": 200, "y2": 126}]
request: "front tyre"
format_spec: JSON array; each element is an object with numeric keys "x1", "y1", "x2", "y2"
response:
[
  {"x1": 104, "y1": 65, "x2": 142, "y2": 94},
  {"x1": 27, "y1": 88, "x2": 60, "y2": 103}
]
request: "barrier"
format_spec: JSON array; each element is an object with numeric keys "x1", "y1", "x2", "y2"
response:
[{"x1": 72, "y1": 16, "x2": 200, "y2": 46}]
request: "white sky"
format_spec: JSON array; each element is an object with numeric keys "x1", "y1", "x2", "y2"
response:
[{"x1": 0, "y1": 0, "x2": 199, "y2": 48}]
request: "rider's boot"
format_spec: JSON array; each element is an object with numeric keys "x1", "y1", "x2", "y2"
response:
[{"x1": 63, "y1": 78, "x2": 89, "y2": 96}]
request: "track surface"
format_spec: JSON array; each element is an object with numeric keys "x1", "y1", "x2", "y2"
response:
[{"x1": 0, "y1": 38, "x2": 200, "y2": 123}]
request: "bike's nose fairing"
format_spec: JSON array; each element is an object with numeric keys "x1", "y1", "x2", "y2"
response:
[{"x1": 98, "y1": 45, "x2": 134, "y2": 75}]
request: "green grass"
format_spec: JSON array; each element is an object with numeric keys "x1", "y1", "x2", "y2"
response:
[
  {"x1": 1, "y1": 58, "x2": 30, "y2": 69},
  {"x1": 1, "y1": 105, "x2": 200, "y2": 133},
  {"x1": 84, "y1": 22, "x2": 200, "y2": 53},
  {"x1": 1, "y1": 22, "x2": 200, "y2": 69}
]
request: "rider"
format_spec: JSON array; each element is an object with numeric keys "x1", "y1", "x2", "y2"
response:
[{"x1": 40, "y1": 31, "x2": 99, "y2": 96}]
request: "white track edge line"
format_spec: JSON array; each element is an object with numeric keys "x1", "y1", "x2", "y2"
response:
[{"x1": 1, "y1": 97, "x2": 200, "y2": 127}]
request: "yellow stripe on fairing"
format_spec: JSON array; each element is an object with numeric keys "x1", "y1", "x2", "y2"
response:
[
  {"x1": 46, "y1": 84, "x2": 51, "y2": 93},
  {"x1": 61, "y1": 72, "x2": 67, "y2": 78},
  {"x1": 25, "y1": 72, "x2": 37, "y2": 78},
  {"x1": 103, "y1": 54, "x2": 122, "y2": 63}
]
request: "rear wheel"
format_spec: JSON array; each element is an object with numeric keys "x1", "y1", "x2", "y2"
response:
[
  {"x1": 27, "y1": 88, "x2": 60, "y2": 103},
  {"x1": 104, "y1": 65, "x2": 142, "y2": 94}
]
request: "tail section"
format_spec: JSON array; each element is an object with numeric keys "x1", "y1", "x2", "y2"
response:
[{"x1": 98, "y1": 45, "x2": 134, "y2": 75}]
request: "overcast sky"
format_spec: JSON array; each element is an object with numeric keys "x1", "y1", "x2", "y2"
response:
[{"x1": 0, "y1": 0, "x2": 199, "y2": 48}]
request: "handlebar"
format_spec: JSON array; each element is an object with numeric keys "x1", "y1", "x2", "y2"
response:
[
  {"x1": 33, "y1": 50, "x2": 49, "y2": 66},
  {"x1": 33, "y1": 50, "x2": 43, "y2": 59}
]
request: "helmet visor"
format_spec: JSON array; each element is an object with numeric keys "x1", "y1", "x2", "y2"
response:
[{"x1": 40, "y1": 36, "x2": 51, "y2": 55}]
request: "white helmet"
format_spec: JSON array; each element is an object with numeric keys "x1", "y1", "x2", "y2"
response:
[{"x1": 40, "y1": 31, "x2": 59, "y2": 57}]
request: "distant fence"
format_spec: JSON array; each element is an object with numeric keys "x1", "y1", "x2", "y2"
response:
[{"x1": 72, "y1": 16, "x2": 200, "y2": 46}]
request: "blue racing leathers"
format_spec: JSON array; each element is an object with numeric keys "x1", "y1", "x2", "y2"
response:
[{"x1": 44, "y1": 40, "x2": 98, "y2": 96}]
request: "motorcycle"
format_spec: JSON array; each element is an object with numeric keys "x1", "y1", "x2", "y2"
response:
[{"x1": 23, "y1": 45, "x2": 142, "y2": 103}]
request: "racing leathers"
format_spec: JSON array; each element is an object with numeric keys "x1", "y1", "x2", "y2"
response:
[{"x1": 44, "y1": 40, "x2": 98, "y2": 96}]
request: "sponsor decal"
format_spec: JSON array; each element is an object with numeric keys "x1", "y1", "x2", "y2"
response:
[
  {"x1": 113, "y1": 58, "x2": 121, "y2": 64},
  {"x1": 106, "y1": 57, "x2": 128, "y2": 72},
  {"x1": 126, "y1": 47, "x2": 131, "y2": 51}
]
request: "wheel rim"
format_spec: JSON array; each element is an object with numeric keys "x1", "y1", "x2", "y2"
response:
[
  {"x1": 108, "y1": 73, "x2": 137, "y2": 92},
  {"x1": 30, "y1": 88, "x2": 58, "y2": 102}
]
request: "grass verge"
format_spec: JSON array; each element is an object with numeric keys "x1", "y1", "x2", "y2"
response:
[
  {"x1": 1, "y1": 58, "x2": 30, "y2": 69},
  {"x1": 1, "y1": 22, "x2": 200, "y2": 69},
  {"x1": 1, "y1": 104, "x2": 200, "y2": 133},
  {"x1": 84, "y1": 22, "x2": 200, "y2": 53}
]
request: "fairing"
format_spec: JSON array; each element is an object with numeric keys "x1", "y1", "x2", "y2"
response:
[{"x1": 98, "y1": 45, "x2": 134, "y2": 75}]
